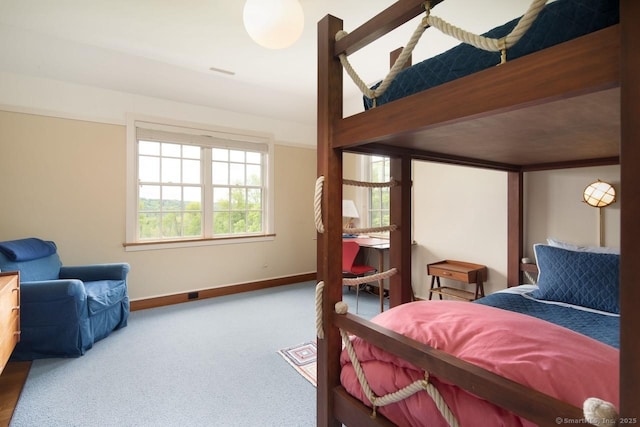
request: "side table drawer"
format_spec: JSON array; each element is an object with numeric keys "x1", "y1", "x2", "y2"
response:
[{"x1": 427, "y1": 265, "x2": 471, "y2": 282}]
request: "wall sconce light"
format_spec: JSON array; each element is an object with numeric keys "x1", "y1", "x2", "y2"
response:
[
  {"x1": 243, "y1": 0, "x2": 304, "y2": 49},
  {"x1": 342, "y1": 199, "x2": 360, "y2": 230},
  {"x1": 583, "y1": 180, "x2": 616, "y2": 246}
]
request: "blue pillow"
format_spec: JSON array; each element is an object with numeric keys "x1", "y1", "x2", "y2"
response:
[
  {"x1": 530, "y1": 244, "x2": 619, "y2": 314},
  {"x1": 0, "y1": 238, "x2": 57, "y2": 261}
]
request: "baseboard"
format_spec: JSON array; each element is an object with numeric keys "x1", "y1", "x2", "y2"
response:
[{"x1": 130, "y1": 272, "x2": 316, "y2": 311}]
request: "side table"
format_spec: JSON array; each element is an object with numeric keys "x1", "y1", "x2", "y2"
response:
[{"x1": 427, "y1": 260, "x2": 487, "y2": 301}]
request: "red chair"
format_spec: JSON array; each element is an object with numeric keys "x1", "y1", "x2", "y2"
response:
[{"x1": 342, "y1": 241, "x2": 377, "y2": 312}]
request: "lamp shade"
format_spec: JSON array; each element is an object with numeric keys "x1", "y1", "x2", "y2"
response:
[
  {"x1": 583, "y1": 180, "x2": 616, "y2": 208},
  {"x1": 243, "y1": 0, "x2": 304, "y2": 49},
  {"x1": 342, "y1": 200, "x2": 360, "y2": 219}
]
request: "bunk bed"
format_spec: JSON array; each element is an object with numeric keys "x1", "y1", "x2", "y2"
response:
[{"x1": 316, "y1": 0, "x2": 639, "y2": 425}]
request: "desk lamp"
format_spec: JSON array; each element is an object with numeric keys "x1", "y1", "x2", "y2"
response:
[{"x1": 342, "y1": 199, "x2": 359, "y2": 230}]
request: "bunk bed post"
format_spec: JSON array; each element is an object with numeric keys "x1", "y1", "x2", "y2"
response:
[
  {"x1": 619, "y1": 0, "x2": 640, "y2": 416},
  {"x1": 389, "y1": 155, "x2": 413, "y2": 307},
  {"x1": 316, "y1": 14, "x2": 345, "y2": 427},
  {"x1": 507, "y1": 171, "x2": 524, "y2": 287}
]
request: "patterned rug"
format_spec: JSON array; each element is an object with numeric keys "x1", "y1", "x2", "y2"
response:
[{"x1": 277, "y1": 341, "x2": 317, "y2": 387}]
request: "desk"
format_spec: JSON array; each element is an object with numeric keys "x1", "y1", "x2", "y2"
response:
[{"x1": 344, "y1": 237, "x2": 389, "y2": 312}]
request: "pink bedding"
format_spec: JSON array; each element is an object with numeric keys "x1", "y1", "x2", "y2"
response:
[{"x1": 340, "y1": 301, "x2": 619, "y2": 427}]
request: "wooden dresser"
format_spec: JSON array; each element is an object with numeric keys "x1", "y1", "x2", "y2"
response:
[{"x1": 0, "y1": 272, "x2": 20, "y2": 375}]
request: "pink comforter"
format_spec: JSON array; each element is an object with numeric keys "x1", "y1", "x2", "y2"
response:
[{"x1": 340, "y1": 301, "x2": 619, "y2": 427}]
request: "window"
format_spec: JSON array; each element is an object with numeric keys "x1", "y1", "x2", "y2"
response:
[
  {"x1": 368, "y1": 155, "x2": 390, "y2": 229},
  {"x1": 127, "y1": 118, "x2": 273, "y2": 248}
]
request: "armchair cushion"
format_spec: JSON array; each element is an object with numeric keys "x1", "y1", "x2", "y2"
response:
[
  {"x1": 0, "y1": 237, "x2": 57, "y2": 261},
  {"x1": 0, "y1": 252, "x2": 62, "y2": 282}
]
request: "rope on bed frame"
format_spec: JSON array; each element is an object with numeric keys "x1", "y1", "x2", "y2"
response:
[
  {"x1": 314, "y1": 176, "x2": 398, "y2": 235},
  {"x1": 315, "y1": 283, "x2": 459, "y2": 426},
  {"x1": 337, "y1": 301, "x2": 460, "y2": 426},
  {"x1": 315, "y1": 269, "x2": 398, "y2": 339},
  {"x1": 314, "y1": 176, "x2": 325, "y2": 234},
  {"x1": 314, "y1": 174, "x2": 457, "y2": 424},
  {"x1": 336, "y1": 0, "x2": 547, "y2": 107},
  {"x1": 583, "y1": 398, "x2": 619, "y2": 426},
  {"x1": 316, "y1": 281, "x2": 325, "y2": 339}
]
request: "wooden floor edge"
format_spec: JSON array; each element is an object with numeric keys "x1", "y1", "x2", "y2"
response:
[
  {"x1": 0, "y1": 361, "x2": 31, "y2": 426},
  {"x1": 130, "y1": 272, "x2": 317, "y2": 311}
]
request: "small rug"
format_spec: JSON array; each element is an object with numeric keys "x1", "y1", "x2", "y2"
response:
[{"x1": 277, "y1": 341, "x2": 317, "y2": 387}]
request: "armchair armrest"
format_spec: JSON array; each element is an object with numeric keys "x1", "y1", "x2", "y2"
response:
[
  {"x1": 20, "y1": 279, "x2": 87, "y2": 302},
  {"x1": 59, "y1": 263, "x2": 130, "y2": 282}
]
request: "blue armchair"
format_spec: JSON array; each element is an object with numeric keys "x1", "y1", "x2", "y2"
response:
[{"x1": 0, "y1": 238, "x2": 130, "y2": 360}]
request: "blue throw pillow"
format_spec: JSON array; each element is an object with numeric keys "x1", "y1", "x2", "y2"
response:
[{"x1": 530, "y1": 244, "x2": 619, "y2": 314}]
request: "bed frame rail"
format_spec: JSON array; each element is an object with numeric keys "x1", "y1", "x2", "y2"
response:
[{"x1": 333, "y1": 0, "x2": 437, "y2": 57}]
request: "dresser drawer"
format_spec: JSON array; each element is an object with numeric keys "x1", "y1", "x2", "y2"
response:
[{"x1": 0, "y1": 273, "x2": 20, "y2": 375}]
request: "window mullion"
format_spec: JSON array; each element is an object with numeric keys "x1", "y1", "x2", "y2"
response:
[{"x1": 203, "y1": 147, "x2": 213, "y2": 237}]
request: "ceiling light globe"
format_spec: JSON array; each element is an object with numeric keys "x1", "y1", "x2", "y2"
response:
[{"x1": 243, "y1": 0, "x2": 304, "y2": 49}]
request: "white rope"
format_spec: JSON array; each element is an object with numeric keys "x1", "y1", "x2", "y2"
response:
[
  {"x1": 314, "y1": 257, "x2": 456, "y2": 423},
  {"x1": 426, "y1": 0, "x2": 547, "y2": 52},
  {"x1": 336, "y1": 19, "x2": 426, "y2": 104},
  {"x1": 583, "y1": 397, "x2": 619, "y2": 426},
  {"x1": 314, "y1": 176, "x2": 325, "y2": 234},
  {"x1": 343, "y1": 224, "x2": 397, "y2": 235},
  {"x1": 337, "y1": 0, "x2": 548, "y2": 103},
  {"x1": 343, "y1": 267, "x2": 397, "y2": 287},
  {"x1": 315, "y1": 281, "x2": 325, "y2": 339},
  {"x1": 339, "y1": 328, "x2": 459, "y2": 426},
  {"x1": 344, "y1": 178, "x2": 399, "y2": 188},
  {"x1": 315, "y1": 175, "x2": 398, "y2": 235}
]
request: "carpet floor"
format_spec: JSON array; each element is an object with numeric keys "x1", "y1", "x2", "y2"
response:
[{"x1": 10, "y1": 281, "x2": 385, "y2": 427}]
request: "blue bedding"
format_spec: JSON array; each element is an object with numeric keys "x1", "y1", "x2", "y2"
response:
[
  {"x1": 364, "y1": 0, "x2": 619, "y2": 109},
  {"x1": 475, "y1": 290, "x2": 619, "y2": 348}
]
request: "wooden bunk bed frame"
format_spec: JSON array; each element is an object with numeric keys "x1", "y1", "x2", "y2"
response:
[{"x1": 316, "y1": 1, "x2": 639, "y2": 426}]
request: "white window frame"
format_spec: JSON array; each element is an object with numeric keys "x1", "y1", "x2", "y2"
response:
[
  {"x1": 360, "y1": 154, "x2": 391, "y2": 235},
  {"x1": 125, "y1": 114, "x2": 274, "y2": 251}
]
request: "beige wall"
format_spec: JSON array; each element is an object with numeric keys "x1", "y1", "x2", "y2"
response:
[
  {"x1": 0, "y1": 110, "x2": 317, "y2": 300},
  {"x1": 412, "y1": 162, "x2": 507, "y2": 298},
  {"x1": 524, "y1": 166, "x2": 620, "y2": 257}
]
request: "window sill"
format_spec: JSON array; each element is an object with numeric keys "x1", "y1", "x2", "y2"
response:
[{"x1": 123, "y1": 234, "x2": 276, "y2": 251}]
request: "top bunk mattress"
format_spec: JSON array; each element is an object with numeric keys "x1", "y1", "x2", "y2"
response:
[{"x1": 363, "y1": 0, "x2": 620, "y2": 110}]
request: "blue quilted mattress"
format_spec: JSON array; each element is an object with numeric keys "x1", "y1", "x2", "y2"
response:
[
  {"x1": 475, "y1": 288, "x2": 619, "y2": 348},
  {"x1": 364, "y1": 0, "x2": 620, "y2": 109}
]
